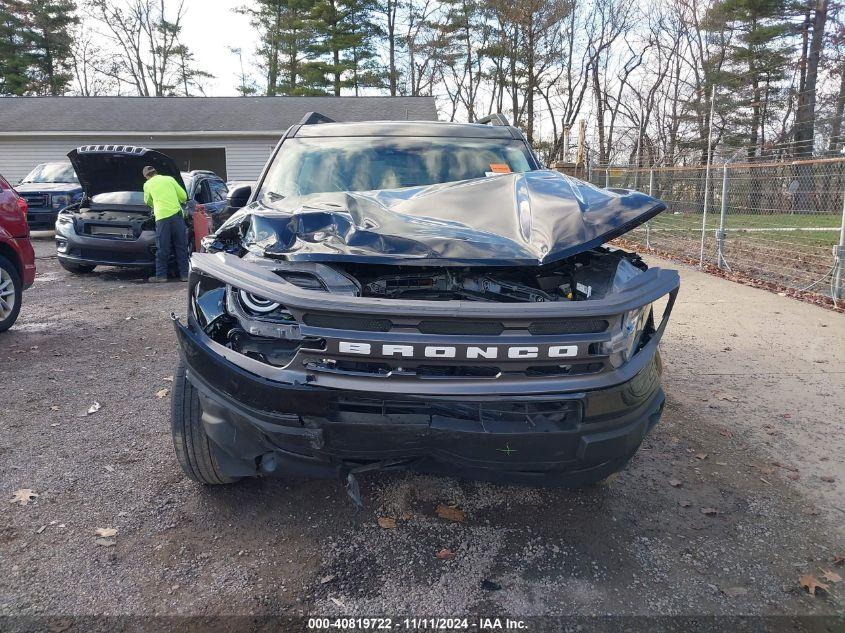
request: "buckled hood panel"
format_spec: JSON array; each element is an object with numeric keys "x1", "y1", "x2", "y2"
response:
[{"x1": 212, "y1": 170, "x2": 666, "y2": 267}]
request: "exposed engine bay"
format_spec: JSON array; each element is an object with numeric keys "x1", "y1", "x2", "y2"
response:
[
  {"x1": 343, "y1": 249, "x2": 645, "y2": 303},
  {"x1": 191, "y1": 246, "x2": 651, "y2": 372}
]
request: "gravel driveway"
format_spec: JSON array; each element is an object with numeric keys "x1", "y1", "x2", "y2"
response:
[{"x1": 1, "y1": 236, "x2": 843, "y2": 630}]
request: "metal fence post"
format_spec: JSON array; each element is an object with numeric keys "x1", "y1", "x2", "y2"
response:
[
  {"x1": 834, "y1": 190, "x2": 845, "y2": 304},
  {"x1": 605, "y1": 169, "x2": 610, "y2": 188},
  {"x1": 699, "y1": 85, "x2": 716, "y2": 268},
  {"x1": 716, "y1": 163, "x2": 730, "y2": 270},
  {"x1": 646, "y1": 169, "x2": 654, "y2": 249}
]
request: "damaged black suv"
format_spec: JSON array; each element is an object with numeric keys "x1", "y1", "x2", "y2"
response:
[{"x1": 172, "y1": 113, "x2": 679, "y2": 490}]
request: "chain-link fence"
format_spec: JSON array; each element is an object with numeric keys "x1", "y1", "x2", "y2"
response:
[{"x1": 585, "y1": 158, "x2": 845, "y2": 303}]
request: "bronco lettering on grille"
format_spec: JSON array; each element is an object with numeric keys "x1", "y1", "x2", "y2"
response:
[{"x1": 336, "y1": 341, "x2": 579, "y2": 360}]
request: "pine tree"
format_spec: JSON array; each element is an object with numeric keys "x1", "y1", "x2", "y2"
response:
[
  {"x1": 26, "y1": 0, "x2": 78, "y2": 95},
  {"x1": 310, "y1": 0, "x2": 380, "y2": 95},
  {"x1": 0, "y1": 1, "x2": 35, "y2": 95},
  {"x1": 238, "y1": 0, "x2": 322, "y2": 96},
  {"x1": 705, "y1": 0, "x2": 794, "y2": 156}
]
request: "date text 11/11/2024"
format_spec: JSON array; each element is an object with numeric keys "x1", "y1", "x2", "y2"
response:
[{"x1": 306, "y1": 617, "x2": 529, "y2": 630}]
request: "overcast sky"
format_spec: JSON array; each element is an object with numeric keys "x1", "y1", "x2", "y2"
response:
[{"x1": 178, "y1": 0, "x2": 256, "y2": 96}]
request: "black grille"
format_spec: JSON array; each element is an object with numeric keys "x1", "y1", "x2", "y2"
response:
[
  {"x1": 84, "y1": 224, "x2": 136, "y2": 239},
  {"x1": 416, "y1": 365, "x2": 500, "y2": 378},
  {"x1": 71, "y1": 248, "x2": 150, "y2": 263},
  {"x1": 303, "y1": 314, "x2": 392, "y2": 332},
  {"x1": 417, "y1": 320, "x2": 504, "y2": 335},
  {"x1": 528, "y1": 319, "x2": 608, "y2": 335},
  {"x1": 526, "y1": 363, "x2": 604, "y2": 376},
  {"x1": 21, "y1": 194, "x2": 48, "y2": 209},
  {"x1": 335, "y1": 397, "x2": 581, "y2": 428}
]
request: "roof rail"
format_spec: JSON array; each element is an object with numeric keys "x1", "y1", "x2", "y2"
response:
[
  {"x1": 299, "y1": 111, "x2": 336, "y2": 125},
  {"x1": 476, "y1": 113, "x2": 510, "y2": 126}
]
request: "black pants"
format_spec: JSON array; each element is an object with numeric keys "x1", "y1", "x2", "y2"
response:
[{"x1": 155, "y1": 213, "x2": 189, "y2": 279}]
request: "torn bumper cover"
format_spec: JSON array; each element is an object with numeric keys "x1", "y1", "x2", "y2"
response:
[{"x1": 175, "y1": 251, "x2": 679, "y2": 485}]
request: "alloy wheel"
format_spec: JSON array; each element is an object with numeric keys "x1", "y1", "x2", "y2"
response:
[{"x1": 0, "y1": 266, "x2": 16, "y2": 321}]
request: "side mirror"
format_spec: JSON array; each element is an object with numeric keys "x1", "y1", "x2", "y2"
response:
[{"x1": 226, "y1": 184, "x2": 252, "y2": 210}]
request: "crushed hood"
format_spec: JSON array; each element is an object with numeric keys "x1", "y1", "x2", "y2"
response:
[
  {"x1": 68, "y1": 146, "x2": 184, "y2": 198},
  {"x1": 210, "y1": 170, "x2": 667, "y2": 267}
]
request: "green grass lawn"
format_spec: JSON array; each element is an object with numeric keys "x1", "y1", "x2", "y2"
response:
[{"x1": 643, "y1": 212, "x2": 842, "y2": 248}]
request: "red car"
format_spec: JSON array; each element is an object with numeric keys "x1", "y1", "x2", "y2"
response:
[{"x1": 0, "y1": 173, "x2": 36, "y2": 331}]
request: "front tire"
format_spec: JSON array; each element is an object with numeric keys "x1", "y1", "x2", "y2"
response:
[
  {"x1": 0, "y1": 255, "x2": 22, "y2": 333},
  {"x1": 171, "y1": 358, "x2": 240, "y2": 485},
  {"x1": 58, "y1": 260, "x2": 96, "y2": 274}
]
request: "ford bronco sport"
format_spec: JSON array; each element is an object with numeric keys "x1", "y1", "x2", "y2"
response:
[{"x1": 171, "y1": 113, "x2": 679, "y2": 490}]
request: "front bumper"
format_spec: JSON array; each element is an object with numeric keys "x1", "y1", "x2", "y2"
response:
[
  {"x1": 176, "y1": 315, "x2": 667, "y2": 485},
  {"x1": 11, "y1": 237, "x2": 36, "y2": 288},
  {"x1": 55, "y1": 229, "x2": 157, "y2": 268}
]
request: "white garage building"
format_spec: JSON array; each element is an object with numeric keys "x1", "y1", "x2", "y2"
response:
[{"x1": 0, "y1": 96, "x2": 438, "y2": 183}]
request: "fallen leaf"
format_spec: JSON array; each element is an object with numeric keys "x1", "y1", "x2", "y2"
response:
[
  {"x1": 760, "y1": 466, "x2": 775, "y2": 475},
  {"x1": 399, "y1": 511, "x2": 413, "y2": 521},
  {"x1": 799, "y1": 573, "x2": 830, "y2": 596},
  {"x1": 329, "y1": 597, "x2": 346, "y2": 608},
  {"x1": 695, "y1": 453, "x2": 708, "y2": 460},
  {"x1": 802, "y1": 508, "x2": 820, "y2": 516},
  {"x1": 94, "y1": 538, "x2": 116, "y2": 547},
  {"x1": 668, "y1": 479, "x2": 682, "y2": 487},
  {"x1": 163, "y1": 375, "x2": 174, "y2": 382},
  {"x1": 48, "y1": 619, "x2": 73, "y2": 633},
  {"x1": 787, "y1": 471, "x2": 800, "y2": 481},
  {"x1": 714, "y1": 392, "x2": 739, "y2": 402},
  {"x1": 87, "y1": 402, "x2": 101, "y2": 415},
  {"x1": 95, "y1": 527, "x2": 117, "y2": 538},
  {"x1": 435, "y1": 548, "x2": 456, "y2": 560},
  {"x1": 679, "y1": 500, "x2": 692, "y2": 508},
  {"x1": 155, "y1": 388, "x2": 169, "y2": 399},
  {"x1": 832, "y1": 555, "x2": 844, "y2": 566},
  {"x1": 320, "y1": 574, "x2": 336, "y2": 585},
  {"x1": 50, "y1": 405, "x2": 59, "y2": 411},
  {"x1": 10, "y1": 489, "x2": 38, "y2": 506},
  {"x1": 377, "y1": 517, "x2": 396, "y2": 529},
  {"x1": 435, "y1": 504, "x2": 465, "y2": 522},
  {"x1": 718, "y1": 428, "x2": 733, "y2": 438},
  {"x1": 721, "y1": 586, "x2": 748, "y2": 597},
  {"x1": 821, "y1": 569, "x2": 842, "y2": 583},
  {"x1": 700, "y1": 507, "x2": 719, "y2": 516},
  {"x1": 821, "y1": 475, "x2": 835, "y2": 483}
]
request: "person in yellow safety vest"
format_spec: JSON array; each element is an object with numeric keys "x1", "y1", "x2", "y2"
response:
[{"x1": 142, "y1": 165, "x2": 189, "y2": 283}]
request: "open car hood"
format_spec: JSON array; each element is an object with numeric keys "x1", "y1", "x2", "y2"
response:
[
  {"x1": 208, "y1": 170, "x2": 667, "y2": 267},
  {"x1": 67, "y1": 146, "x2": 185, "y2": 198}
]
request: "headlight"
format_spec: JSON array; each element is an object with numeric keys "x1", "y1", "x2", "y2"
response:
[
  {"x1": 55, "y1": 214, "x2": 74, "y2": 234},
  {"x1": 602, "y1": 304, "x2": 652, "y2": 368},
  {"x1": 238, "y1": 290, "x2": 280, "y2": 314},
  {"x1": 52, "y1": 194, "x2": 70, "y2": 209},
  {"x1": 229, "y1": 286, "x2": 295, "y2": 323}
]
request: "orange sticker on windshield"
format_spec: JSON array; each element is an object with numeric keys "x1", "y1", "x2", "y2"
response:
[{"x1": 489, "y1": 163, "x2": 512, "y2": 174}]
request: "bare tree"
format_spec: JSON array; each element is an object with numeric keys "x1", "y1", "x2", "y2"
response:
[
  {"x1": 87, "y1": 0, "x2": 208, "y2": 96},
  {"x1": 69, "y1": 19, "x2": 119, "y2": 95}
]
